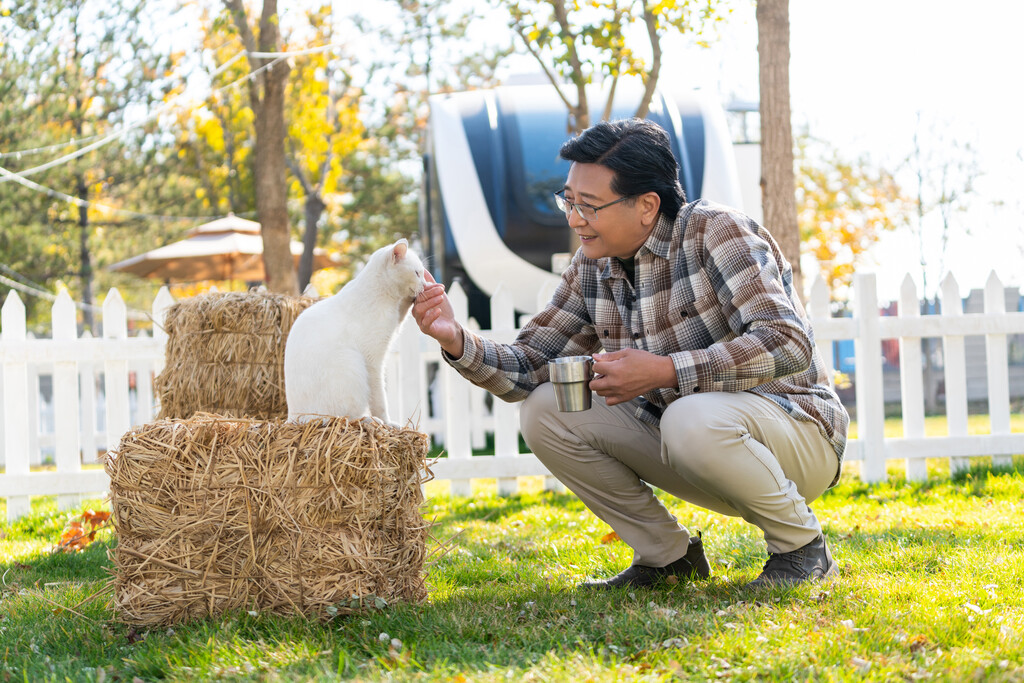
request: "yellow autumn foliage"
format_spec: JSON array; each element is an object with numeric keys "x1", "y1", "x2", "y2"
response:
[{"x1": 796, "y1": 137, "x2": 912, "y2": 301}]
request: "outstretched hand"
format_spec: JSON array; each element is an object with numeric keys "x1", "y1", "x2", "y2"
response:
[
  {"x1": 590, "y1": 348, "x2": 678, "y2": 405},
  {"x1": 411, "y1": 271, "x2": 465, "y2": 358}
]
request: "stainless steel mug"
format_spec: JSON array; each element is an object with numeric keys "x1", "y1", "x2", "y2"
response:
[{"x1": 548, "y1": 355, "x2": 594, "y2": 412}]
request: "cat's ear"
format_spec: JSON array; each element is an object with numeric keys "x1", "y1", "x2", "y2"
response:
[{"x1": 391, "y1": 239, "x2": 409, "y2": 263}]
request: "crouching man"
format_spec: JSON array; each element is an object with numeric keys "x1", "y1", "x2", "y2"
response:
[{"x1": 412, "y1": 118, "x2": 848, "y2": 589}]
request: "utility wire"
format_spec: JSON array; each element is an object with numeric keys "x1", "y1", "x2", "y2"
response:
[
  {"x1": 0, "y1": 267, "x2": 150, "y2": 321},
  {"x1": 0, "y1": 43, "x2": 344, "y2": 221},
  {"x1": 0, "y1": 43, "x2": 343, "y2": 179},
  {"x1": 0, "y1": 134, "x2": 107, "y2": 160},
  {"x1": 0, "y1": 164, "x2": 217, "y2": 222}
]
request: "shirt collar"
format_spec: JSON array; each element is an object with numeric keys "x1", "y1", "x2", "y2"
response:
[
  {"x1": 644, "y1": 213, "x2": 675, "y2": 260},
  {"x1": 597, "y1": 213, "x2": 675, "y2": 281}
]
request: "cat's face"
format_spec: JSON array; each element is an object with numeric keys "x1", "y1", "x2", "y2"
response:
[{"x1": 384, "y1": 239, "x2": 426, "y2": 302}]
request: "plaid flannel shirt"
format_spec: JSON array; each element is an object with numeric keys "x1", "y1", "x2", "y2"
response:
[{"x1": 445, "y1": 199, "x2": 849, "y2": 485}]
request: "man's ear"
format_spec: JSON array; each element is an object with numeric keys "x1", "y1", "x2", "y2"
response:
[{"x1": 639, "y1": 192, "x2": 661, "y2": 225}]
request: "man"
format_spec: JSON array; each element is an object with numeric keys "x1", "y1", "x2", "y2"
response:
[{"x1": 412, "y1": 118, "x2": 848, "y2": 589}]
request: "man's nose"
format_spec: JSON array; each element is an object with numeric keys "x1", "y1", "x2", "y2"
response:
[{"x1": 567, "y1": 207, "x2": 588, "y2": 229}]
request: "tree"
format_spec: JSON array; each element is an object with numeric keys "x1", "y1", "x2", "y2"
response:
[
  {"x1": 905, "y1": 114, "x2": 983, "y2": 413},
  {"x1": 224, "y1": 0, "x2": 298, "y2": 295},
  {"x1": 388, "y1": 0, "x2": 511, "y2": 98},
  {"x1": 174, "y1": 5, "x2": 422, "y2": 295},
  {"x1": 495, "y1": 0, "x2": 729, "y2": 252},
  {"x1": 0, "y1": 0, "x2": 180, "y2": 331},
  {"x1": 795, "y1": 136, "x2": 910, "y2": 303},
  {"x1": 497, "y1": 0, "x2": 730, "y2": 133},
  {"x1": 756, "y1": 0, "x2": 802, "y2": 300},
  {"x1": 285, "y1": 6, "x2": 364, "y2": 291},
  {"x1": 164, "y1": 8, "x2": 257, "y2": 218},
  {"x1": 321, "y1": 0, "x2": 508, "y2": 267},
  {"x1": 907, "y1": 114, "x2": 982, "y2": 300}
]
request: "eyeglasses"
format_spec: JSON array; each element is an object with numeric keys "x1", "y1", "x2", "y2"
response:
[{"x1": 553, "y1": 190, "x2": 633, "y2": 222}]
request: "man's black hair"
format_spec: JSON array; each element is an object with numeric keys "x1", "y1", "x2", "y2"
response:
[{"x1": 558, "y1": 118, "x2": 686, "y2": 220}]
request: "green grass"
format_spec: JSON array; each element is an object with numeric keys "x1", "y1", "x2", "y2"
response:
[{"x1": 3, "y1": 420, "x2": 1024, "y2": 681}]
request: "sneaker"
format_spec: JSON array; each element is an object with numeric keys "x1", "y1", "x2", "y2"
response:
[
  {"x1": 579, "y1": 533, "x2": 711, "y2": 590},
  {"x1": 748, "y1": 534, "x2": 837, "y2": 588}
]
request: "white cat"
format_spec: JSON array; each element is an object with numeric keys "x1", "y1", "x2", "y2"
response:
[{"x1": 284, "y1": 239, "x2": 426, "y2": 424}]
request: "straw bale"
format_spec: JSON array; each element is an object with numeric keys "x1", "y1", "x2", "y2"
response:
[
  {"x1": 105, "y1": 414, "x2": 431, "y2": 626},
  {"x1": 155, "y1": 291, "x2": 315, "y2": 420}
]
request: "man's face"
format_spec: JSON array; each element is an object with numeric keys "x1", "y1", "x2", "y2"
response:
[{"x1": 561, "y1": 162, "x2": 656, "y2": 260}]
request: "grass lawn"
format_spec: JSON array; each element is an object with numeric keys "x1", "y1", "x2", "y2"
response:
[{"x1": 2, "y1": 417, "x2": 1023, "y2": 681}]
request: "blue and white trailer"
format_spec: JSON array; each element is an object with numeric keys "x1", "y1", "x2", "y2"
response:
[{"x1": 422, "y1": 82, "x2": 760, "y2": 324}]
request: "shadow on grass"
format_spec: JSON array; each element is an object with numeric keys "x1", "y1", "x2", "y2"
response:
[{"x1": 426, "y1": 489, "x2": 583, "y2": 526}]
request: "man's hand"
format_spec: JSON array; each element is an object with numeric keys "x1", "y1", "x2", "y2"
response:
[
  {"x1": 590, "y1": 348, "x2": 678, "y2": 406},
  {"x1": 411, "y1": 271, "x2": 465, "y2": 358}
]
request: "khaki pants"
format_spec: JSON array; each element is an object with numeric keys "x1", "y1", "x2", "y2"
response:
[{"x1": 520, "y1": 384, "x2": 839, "y2": 567}]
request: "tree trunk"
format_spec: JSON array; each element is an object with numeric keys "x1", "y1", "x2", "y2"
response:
[
  {"x1": 254, "y1": 3, "x2": 296, "y2": 294},
  {"x1": 757, "y1": 0, "x2": 803, "y2": 301},
  {"x1": 298, "y1": 193, "x2": 325, "y2": 291},
  {"x1": 226, "y1": 0, "x2": 297, "y2": 295},
  {"x1": 254, "y1": 59, "x2": 296, "y2": 294},
  {"x1": 76, "y1": 174, "x2": 94, "y2": 333}
]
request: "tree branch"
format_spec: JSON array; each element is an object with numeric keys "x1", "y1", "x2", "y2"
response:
[
  {"x1": 636, "y1": 3, "x2": 662, "y2": 120},
  {"x1": 550, "y1": 0, "x2": 589, "y2": 130},
  {"x1": 223, "y1": 0, "x2": 261, "y2": 111},
  {"x1": 511, "y1": 23, "x2": 576, "y2": 115}
]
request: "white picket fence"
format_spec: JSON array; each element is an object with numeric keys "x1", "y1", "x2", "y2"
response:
[{"x1": 2, "y1": 271, "x2": 1024, "y2": 521}]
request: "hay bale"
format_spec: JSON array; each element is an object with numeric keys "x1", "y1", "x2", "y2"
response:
[
  {"x1": 155, "y1": 291, "x2": 315, "y2": 420},
  {"x1": 105, "y1": 414, "x2": 431, "y2": 626}
]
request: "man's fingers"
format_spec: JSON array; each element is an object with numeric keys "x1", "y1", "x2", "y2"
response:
[{"x1": 594, "y1": 349, "x2": 629, "y2": 361}]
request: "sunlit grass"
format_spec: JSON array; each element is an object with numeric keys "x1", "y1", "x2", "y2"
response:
[{"x1": 3, "y1": 422, "x2": 1024, "y2": 680}]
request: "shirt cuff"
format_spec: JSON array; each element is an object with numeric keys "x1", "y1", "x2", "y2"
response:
[
  {"x1": 442, "y1": 326, "x2": 480, "y2": 370},
  {"x1": 670, "y1": 349, "x2": 714, "y2": 396}
]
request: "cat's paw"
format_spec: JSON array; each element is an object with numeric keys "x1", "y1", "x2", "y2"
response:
[{"x1": 359, "y1": 416, "x2": 393, "y2": 428}]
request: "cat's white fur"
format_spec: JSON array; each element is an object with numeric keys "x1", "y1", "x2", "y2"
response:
[{"x1": 284, "y1": 239, "x2": 426, "y2": 424}]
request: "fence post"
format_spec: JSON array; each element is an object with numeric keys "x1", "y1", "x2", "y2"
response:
[
  {"x1": 396, "y1": 318, "x2": 424, "y2": 429},
  {"x1": 103, "y1": 289, "x2": 130, "y2": 457},
  {"x1": 984, "y1": 272, "x2": 1011, "y2": 469},
  {"x1": 26, "y1": 334, "x2": 42, "y2": 467},
  {"x1": 152, "y1": 286, "x2": 174, "y2": 382},
  {"x1": 853, "y1": 273, "x2": 886, "y2": 483},
  {"x1": 466, "y1": 318, "x2": 487, "y2": 451},
  {"x1": 941, "y1": 273, "x2": 969, "y2": 475},
  {"x1": 491, "y1": 284, "x2": 520, "y2": 496},
  {"x1": 79, "y1": 330, "x2": 99, "y2": 462},
  {"x1": 2, "y1": 293, "x2": 31, "y2": 520},
  {"x1": 808, "y1": 277, "x2": 835, "y2": 378},
  {"x1": 134, "y1": 330, "x2": 154, "y2": 425},
  {"x1": 444, "y1": 281, "x2": 472, "y2": 496},
  {"x1": 898, "y1": 275, "x2": 928, "y2": 481},
  {"x1": 53, "y1": 291, "x2": 83, "y2": 510}
]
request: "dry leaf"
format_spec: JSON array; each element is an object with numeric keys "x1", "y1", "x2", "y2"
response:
[
  {"x1": 55, "y1": 511, "x2": 112, "y2": 553},
  {"x1": 600, "y1": 531, "x2": 621, "y2": 544}
]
